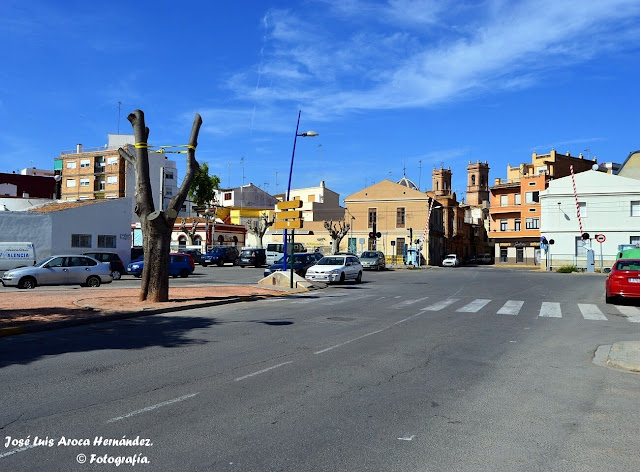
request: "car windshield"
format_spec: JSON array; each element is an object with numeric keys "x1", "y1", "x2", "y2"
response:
[
  {"x1": 317, "y1": 257, "x2": 346, "y2": 266},
  {"x1": 241, "y1": 250, "x2": 256, "y2": 257},
  {"x1": 361, "y1": 252, "x2": 377, "y2": 258},
  {"x1": 275, "y1": 255, "x2": 306, "y2": 264}
]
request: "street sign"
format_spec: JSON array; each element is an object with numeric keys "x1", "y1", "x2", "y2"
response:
[
  {"x1": 274, "y1": 220, "x2": 303, "y2": 230},
  {"x1": 276, "y1": 210, "x2": 302, "y2": 220},
  {"x1": 277, "y1": 200, "x2": 303, "y2": 210},
  {"x1": 595, "y1": 234, "x2": 606, "y2": 243}
]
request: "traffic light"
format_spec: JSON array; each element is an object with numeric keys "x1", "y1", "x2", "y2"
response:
[
  {"x1": 369, "y1": 231, "x2": 375, "y2": 239},
  {"x1": 369, "y1": 222, "x2": 379, "y2": 239}
]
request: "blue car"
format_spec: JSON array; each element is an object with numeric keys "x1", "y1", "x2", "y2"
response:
[
  {"x1": 127, "y1": 253, "x2": 194, "y2": 278},
  {"x1": 264, "y1": 252, "x2": 323, "y2": 277}
]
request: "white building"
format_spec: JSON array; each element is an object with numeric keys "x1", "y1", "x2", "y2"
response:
[
  {"x1": 539, "y1": 170, "x2": 640, "y2": 270},
  {"x1": 0, "y1": 198, "x2": 133, "y2": 265}
]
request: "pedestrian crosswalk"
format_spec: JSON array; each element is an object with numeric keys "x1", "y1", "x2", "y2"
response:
[{"x1": 282, "y1": 293, "x2": 640, "y2": 323}]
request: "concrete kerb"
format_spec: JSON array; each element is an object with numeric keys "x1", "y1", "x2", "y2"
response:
[{"x1": 0, "y1": 287, "x2": 316, "y2": 339}]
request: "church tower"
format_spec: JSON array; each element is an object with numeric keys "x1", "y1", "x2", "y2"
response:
[
  {"x1": 466, "y1": 161, "x2": 490, "y2": 206},
  {"x1": 432, "y1": 166, "x2": 452, "y2": 197}
]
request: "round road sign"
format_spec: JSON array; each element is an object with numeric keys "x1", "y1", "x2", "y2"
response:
[{"x1": 595, "y1": 234, "x2": 606, "y2": 243}]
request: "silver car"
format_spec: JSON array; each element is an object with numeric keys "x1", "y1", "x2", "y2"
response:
[
  {"x1": 1, "y1": 255, "x2": 113, "y2": 289},
  {"x1": 359, "y1": 251, "x2": 386, "y2": 270}
]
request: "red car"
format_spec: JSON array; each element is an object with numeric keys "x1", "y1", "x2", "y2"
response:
[{"x1": 605, "y1": 259, "x2": 640, "y2": 303}]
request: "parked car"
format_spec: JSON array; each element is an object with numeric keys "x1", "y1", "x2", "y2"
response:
[
  {"x1": 178, "y1": 248, "x2": 202, "y2": 265},
  {"x1": 359, "y1": 250, "x2": 386, "y2": 270},
  {"x1": 83, "y1": 252, "x2": 125, "y2": 280},
  {"x1": 201, "y1": 246, "x2": 239, "y2": 267},
  {"x1": 1, "y1": 255, "x2": 113, "y2": 289},
  {"x1": 236, "y1": 248, "x2": 267, "y2": 268},
  {"x1": 476, "y1": 253, "x2": 493, "y2": 264},
  {"x1": 0, "y1": 242, "x2": 37, "y2": 271},
  {"x1": 605, "y1": 258, "x2": 640, "y2": 303},
  {"x1": 264, "y1": 252, "x2": 323, "y2": 277},
  {"x1": 305, "y1": 254, "x2": 363, "y2": 284},
  {"x1": 442, "y1": 254, "x2": 460, "y2": 267},
  {"x1": 126, "y1": 253, "x2": 194, "y2": 278}
]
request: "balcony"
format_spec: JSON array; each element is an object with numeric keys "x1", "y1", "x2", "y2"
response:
[
  {"x1": 489, "y1": 228, "x2": 540, "y2": 239},
  {"x1": 490, "y1": 204, "x2": 522, "y2": 215}
]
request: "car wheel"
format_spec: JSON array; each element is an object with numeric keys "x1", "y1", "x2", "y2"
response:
[
  {"x1": 339, "y1": 272, "x2": 346, "y2": 283},
  {"x1": 355, "y1": 271, "x2": 362, "y2": 283},
  {"x1": 180, "y1": 269, "x2": 189, "y2": 278},
  {"x1": 86, "y1": 276, "x2": 101, "y2": 288},
  {"x1": 217, "y1": 260, "x2": 224, "y2": 267},
  {"x1": 111, "y1": 270, "x2": 122, "y2": 280},
  {"x1": 201, "y1": 263, "x2": 209, "y2": 267},
  {"x1": 605, "y1": 292, "x2": 614, "y2": 304},
  {"x1": 18, "y1": 276, "x2": 37, "y2": 289}
]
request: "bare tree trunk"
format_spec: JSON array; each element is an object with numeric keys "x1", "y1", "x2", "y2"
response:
[
  {"x1": 324, "y1": 220, "x2": 350, "y2": 255},
  {"x1": 121, "y1": 109, "x2": 202, "y2": 302}
]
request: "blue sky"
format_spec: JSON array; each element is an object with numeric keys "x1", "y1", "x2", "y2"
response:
[{"x1": 2, "y1": 0, "x2": 639, "y2": 204}]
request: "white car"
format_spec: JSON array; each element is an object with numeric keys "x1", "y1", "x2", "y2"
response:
[
  {"x1": 305, "y1": 255, "x2": 363, "y2": 284},
  {"x1": 1, "y1": 255, "x2": 113, "y2": 289},
  {"x1": 442, "y1": 254, "x2": 460, "y2": 267}
]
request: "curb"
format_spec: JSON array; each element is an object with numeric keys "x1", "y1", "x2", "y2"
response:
[
  {"x1": 607, "y1": 341, "x2": 640, "y2": 373},
  {"x1": 0, "y1": 291, "x2": 296, "y2": 339}
]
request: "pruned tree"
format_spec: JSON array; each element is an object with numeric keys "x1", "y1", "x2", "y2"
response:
[
  {"x1": 119, "y1": 109, "x2": 202, "y2": 302},
  {"x1": 324, "y1": 219, "x2": 350, "y2": 254},
  {"x1": 246, "y1": 212, "x2": 275, "y2": 248},
  {"x1": 180, "y1": 217, "x2": 201, "y2": 245}
]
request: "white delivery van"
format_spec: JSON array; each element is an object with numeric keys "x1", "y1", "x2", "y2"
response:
[
  {"x1": 265, "y1": 242, "x2": 306, "y2": 265},
  {"x1": 0, "y1": 242, "x2": 37, "y2": 271}
]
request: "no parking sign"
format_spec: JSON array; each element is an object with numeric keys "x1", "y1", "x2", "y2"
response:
[{"x1": 595, "y1": 234, "x2": 606, "y2": 243}]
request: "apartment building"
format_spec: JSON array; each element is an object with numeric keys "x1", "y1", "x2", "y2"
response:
[
  {"x1": 489, "y1": 149, "x2": 597, "y2": 266},
  {"x1": 56, "y1": 134, "x2": 178, "y2": 219}
]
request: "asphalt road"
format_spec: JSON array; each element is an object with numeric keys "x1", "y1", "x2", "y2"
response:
[{"x1": 1, "y1": 267, "x2": 639, "y2": 471}]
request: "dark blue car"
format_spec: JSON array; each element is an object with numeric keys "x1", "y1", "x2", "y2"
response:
[
  {"x1": 126, "y1": 253, "x2": 193, "y2": 278},
  {"x1": 263, "y1": 252, "x2": 323, "y2": 277}
]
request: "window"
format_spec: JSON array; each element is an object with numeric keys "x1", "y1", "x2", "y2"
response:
[
  {"x1": 500, "y1": 219, "x2": 507, "y2": 231},
  {"x1": 516, "y1": 248, "x2": 524, "y2": 262},
  {"x1": 514, "y1": 219, "x2": 521, "y2": 231},
  {"x1": 631, "y1": 201, "x2": 640, "y2": 217},
  {"x1": 575, "y1": 236, "x2": 587, "y2": 257},
  {"x1": 396, "y1": 238, "x2": 405, "y2": 257},
  {"x1": 368, "y1": 208, "x2": 377, "y2": 227},
  {"x1": 66, "y1": 179, "x2": 76, "y2": 188},
  {"x1": 165, "y1": 172, "x2": 174, "y2": 180},
  {"x1": 80, "y1": 178, "x2": 90, "y2": 187},
  {"x1": 224, "y1": 192, "x2": 232, "y2": 201},
  {"x1": 578, "y1": 202, "x2": 587, "y2": 217},
  {"x1": 107, "y1": 176, "x2": 117, "y2": 184},
  {"x1": 66, "y1": 161, "x2": 77, "y2": 169},
  {"x1": 80, "y1": 159, "x2": 90, "y2": 168},
  {"x1": 514, "y1": 194, "x2": 521, "y2": 205},
  {"x1": 97, "y1": 235, "x2": 116, "y2": 248},
  {"x1": 178, "y1": 236, "x2": 187, "y2": 248},
  {"x1": 528, "y1": 181, "x2": 536, "y2": 186},
  {"x1": 106, "y1": 156, "x2": 118, "y2": 165},
  {"x1": 471, "y1": 175, "x2": 476, "y2": 186},
  {"x1": 536, "y1": 166, "x2": 547, "y2": 175},
  {"x1": 525, "y1": 191, "x2": 539, "y2": 203},
  {"x1": 525, "y1": 217, "x2": 539, "y2": 229},
  {"x1": 396, "y1": 207, "x2": 405, "y2": 228},
  {"x1": 71, "y1": 234, "x2": 91, "y2": 248},
  {"x1": 500, "y1": 195, "x2": 508, "y2": 206}
]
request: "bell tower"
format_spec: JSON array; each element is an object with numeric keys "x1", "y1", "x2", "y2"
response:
[
  {"x1": 466, "y1": 161, "x2": 489, "y2": 206},
  {"x1": 432, "y1": 166, "x2": 452, "y2": 197}
]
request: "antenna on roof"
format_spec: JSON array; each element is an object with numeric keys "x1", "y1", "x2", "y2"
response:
[{"x1": 117, "y1": 101, "x2": 122, "y2": 134}]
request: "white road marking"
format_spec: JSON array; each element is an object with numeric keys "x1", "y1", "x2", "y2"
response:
[
  {"x1": 106, "y1": 393, "x2": 199, "y2": 423},
  {"x1": 0, "y1": 443, "x2": 40, "y2": 459},
  {"x1": 398, "y1": 435, "x2": 416, "y2": 441},
  {"x1": 457, "y1": 299, "x2": 491, "y2": 313},
  {"x1": 423, "y1": 299, "x2": 459, "y2": 311},
  {"x1": 539, "y1": 302, "x2": 562, "y2": 318},
  {"x1": 323, "y1": 295, "x2": 370, "y2": 306},
  {"x1": 497, "y1": 300, "x2": 524, "y2": 315},
  {"x1": 616, "y1": 305, "x2": 640, "y2": 322},
  {"x1": 234, "y1": 361, "x2": 293, "y2": 382},
  {"x1": 315, "y1": 311, "x2": 427, "y2": 354},
  {"x1": 392, "y1": 297, "x2": 429, "y2": 309},
  {"x1": 578, "y1": 304, "x2": 608, "y2": 321}
]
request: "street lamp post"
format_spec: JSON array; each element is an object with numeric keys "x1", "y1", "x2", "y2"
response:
[{"x1": 283, "y1": 110, "x2": 318, "y2": 284}]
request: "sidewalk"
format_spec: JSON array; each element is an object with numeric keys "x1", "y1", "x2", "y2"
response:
[{"x1": 0, "y1": 285, "x2": 296, "y2": 337}]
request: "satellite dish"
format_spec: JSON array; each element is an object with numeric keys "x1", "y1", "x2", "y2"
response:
[{"x1": 592, "y1": 164, "x2": 599, "y2": 171}]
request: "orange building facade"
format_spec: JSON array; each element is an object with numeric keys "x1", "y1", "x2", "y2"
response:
[{"x1": 490, "y1": 150, "x2": 597, "y2": 266}]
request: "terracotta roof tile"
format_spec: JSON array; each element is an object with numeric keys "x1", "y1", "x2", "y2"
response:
[{"x1": 28, "y1": 199, "x2": 112, "y2": 213}]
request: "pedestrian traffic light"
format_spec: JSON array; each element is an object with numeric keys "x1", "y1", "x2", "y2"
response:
[{"x1": 369, "y1": 231, "x2": 375, "y2": 239}]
